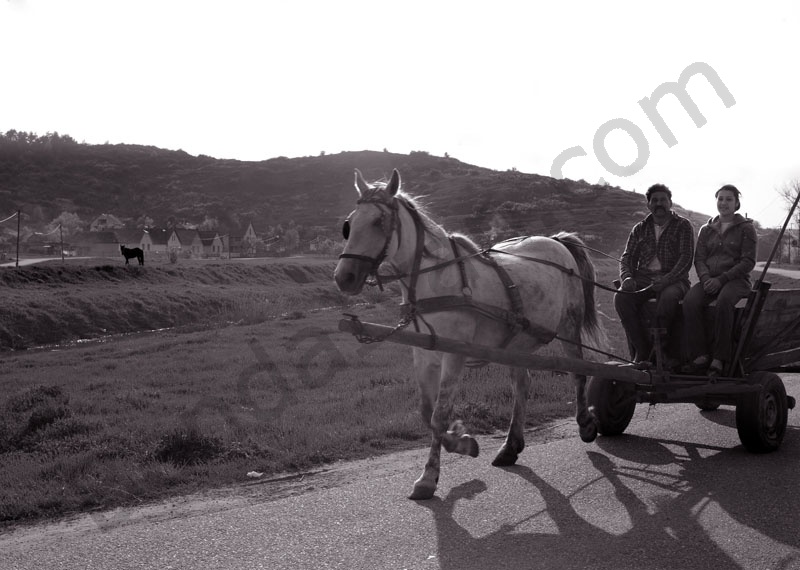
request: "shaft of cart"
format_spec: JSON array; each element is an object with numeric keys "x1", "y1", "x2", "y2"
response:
[{"x1": 338, "y1": 315, "x2": 652, "y2": 384}]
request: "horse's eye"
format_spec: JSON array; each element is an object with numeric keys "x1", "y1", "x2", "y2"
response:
[{"x1": 342, "y1": 221, "x2": 350, "y2": 240}]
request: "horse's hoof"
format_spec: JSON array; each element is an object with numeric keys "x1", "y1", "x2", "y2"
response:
[
  {"x1": 491, "y1": 447, "x2": 518, "y2": 467},
  {"x1": 408, "y1": 482, "x2": 437, "y2": 501},
  {"x1": 579, "y1": 422, "x2": 598, "y2": 443}
]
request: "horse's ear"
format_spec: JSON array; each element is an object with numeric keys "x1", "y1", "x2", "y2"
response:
[
  {"x1": 354, "y1": 169, "x2": 370, "y2": 197},
  {"x1": 387, "y1": 169, "x2": 400, "y2": 196}
]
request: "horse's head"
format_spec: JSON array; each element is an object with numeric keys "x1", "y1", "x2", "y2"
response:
[
  {"x1": 334, "y1": 169, "x2": 401, "y2": 294},
  {"x1": 120, "y1": 244, "x2": 124, "y2": 253}
]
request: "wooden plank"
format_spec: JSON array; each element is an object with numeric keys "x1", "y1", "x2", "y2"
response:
[
  {"x1": 747, "y1": 288, "x2": 800, "y2": 356},
  {"x1": 747, "y1": 346, "x2": 800, "y2": 371},
  {"x1": 338, "y1": 318, "x2": 652, "y2": 384},
  {"x1": 759, "y1": 288, "x2": 800, "y2": 310}
]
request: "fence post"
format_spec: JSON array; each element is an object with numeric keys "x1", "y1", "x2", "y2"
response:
[{"x1": 15, "y1": 210, "x2": 20, "y2": 269}]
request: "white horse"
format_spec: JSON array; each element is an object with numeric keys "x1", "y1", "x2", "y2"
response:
[{"x1": 334, "y1": 169, "x2": 601, "y2": 500}]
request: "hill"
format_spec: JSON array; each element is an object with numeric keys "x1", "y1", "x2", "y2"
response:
[{"x1": 0, "y1": 130, "x2": 716, "y2": 254}]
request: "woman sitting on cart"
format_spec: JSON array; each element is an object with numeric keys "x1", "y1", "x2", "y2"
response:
[{"x1": 683, "y1": 184, "x2": 758, "y2": 377}]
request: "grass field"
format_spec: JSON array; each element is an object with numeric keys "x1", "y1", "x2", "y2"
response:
[{"x1": 1, "y1": 255, "x2": 797, "y2": 529}]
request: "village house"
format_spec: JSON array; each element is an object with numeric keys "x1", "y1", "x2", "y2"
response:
[
  {"x1": 198, "y1": 230, "x2": 224, "y2": 258},
  {"x1": 168, "y1": 228, "x2": 203, "y2": 257},
  {"x1": 140, "y1": 228, "x2": 170, "y2": 256},
  {"x1": 221, "y1": 222, "x2": 258, "y2": 257},
  {"x1": 89, "y1": 214, "x2": 125, "y2": 232},
  {"x1": 72, "y1": 231, "x2": 119, "y2": 257},
  {"x1": 308, "y1": 235, "x2": 336, "y2": 254},
  {"x1": 115, "y1": 229, "x2": 144, "y2": 249}
]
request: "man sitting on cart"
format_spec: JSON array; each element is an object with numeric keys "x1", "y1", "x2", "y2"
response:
[{"x1": 615, "y1": 183, "x2": 695, "y2": 368}]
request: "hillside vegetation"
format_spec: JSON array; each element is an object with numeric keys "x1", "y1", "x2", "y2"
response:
[{"x1": 0, "y1": 131, "x2": 722, "y2": 255}]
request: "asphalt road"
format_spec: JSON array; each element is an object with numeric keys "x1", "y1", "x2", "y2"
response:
[{"x1": 2, "y1": 376, "x2": 799, "y2": 570}]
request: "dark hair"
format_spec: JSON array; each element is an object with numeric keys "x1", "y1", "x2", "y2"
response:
[
  {"x1": 715, "y1": 184, "x2": 741, "y2": 211},
  {"x1": 646, "y1": 183, "x2": 672, "y2": 201}
]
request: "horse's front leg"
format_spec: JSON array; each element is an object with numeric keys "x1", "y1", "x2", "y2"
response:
[
  {"x1": 410, "y1": 352, "x2": 476, "y2": 500},
  {"x1": 492, "y1": 367, "x2": 530, "y2": 466}
]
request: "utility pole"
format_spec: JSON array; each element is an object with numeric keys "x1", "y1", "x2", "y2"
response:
[
  {"x1": 59, "y1": 223, "x2": 64, "y2": 263},
  {"x1": 15, "y1": 210, "x2": 20, "y2": 269}
]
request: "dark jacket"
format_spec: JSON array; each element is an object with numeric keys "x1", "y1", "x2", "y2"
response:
[
  {"x1": 619, "y1": 211, "x2": 694, "y2": 288},
  {"x1": 695, "y1": 213, "x2": 757, "y2": 285}
]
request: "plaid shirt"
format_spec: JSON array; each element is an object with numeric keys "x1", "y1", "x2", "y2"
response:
[{"x1": 619, "y1": 211, "x2": 694, "y2": 287}]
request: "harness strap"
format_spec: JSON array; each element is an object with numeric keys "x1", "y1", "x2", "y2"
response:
[
  {"x1": 373, "y1": 244, "x2": 639, "y2": 295},
  {"x1": 449, "y1": 237, "x2": 472, "y2": 296},
  {"x1": 487, "y1": 248, "x2": 644, "y2": 294},
  {"x1": 412, "y1": 296, "x2": 555, "y2": 343},
  {"x1": 479, "y1": 250, "x2": 537, "y2": 348},
  {"x1": 406, "y1": 203, "x2": 427, "y2": 307}
]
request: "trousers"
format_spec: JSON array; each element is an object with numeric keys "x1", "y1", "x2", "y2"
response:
[
  {"x1": 682, "y1": 278, "x2": 751, "y2": 363},
  {"x1": 614, "y1": 277, "x2": 688, "y2": 362}
]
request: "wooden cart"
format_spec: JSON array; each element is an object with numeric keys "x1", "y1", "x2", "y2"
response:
[
  {"x1": 340, "y1": 191, "x2": 800, "y2": 454},
  {"x1": 339, "y1": 277, "x2": 799, "y2": 453}
]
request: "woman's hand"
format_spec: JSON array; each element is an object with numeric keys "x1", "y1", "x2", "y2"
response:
[{"x1": 703, "y1": 277, "x2": 722, "y2": 295}]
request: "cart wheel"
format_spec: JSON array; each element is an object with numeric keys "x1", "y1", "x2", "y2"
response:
[
  {"x1": 735, "y1": 371, "x2": 788, "y2": 453},
  {"x1": 587, "y1": 375, "x2": 636, "y2": 436}
]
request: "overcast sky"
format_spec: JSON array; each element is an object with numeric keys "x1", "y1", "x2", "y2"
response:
[{"x1": 2, "y1": 0, "x2": 799, "y2": 228}]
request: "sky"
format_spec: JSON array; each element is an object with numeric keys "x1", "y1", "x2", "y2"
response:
[{"x1": 2, "y1": 0, "x2": 799, "y2": 228}]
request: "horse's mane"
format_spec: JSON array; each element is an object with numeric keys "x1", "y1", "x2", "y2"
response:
[
  {"x1": 395, "y1": 193, "x2": 481, "y2": 258},
  {"x1": 364, "y1": 177, "x2": 480, "y2": 259},
  {"x1": 450, "y1": 232, "x2": 481, "y2": 253}
]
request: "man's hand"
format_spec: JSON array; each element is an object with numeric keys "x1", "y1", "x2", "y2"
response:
[
  {"x1": 703, "y1": 277, "x2": 722, "y2": 295},
  {"x1": 651, "y1": 276, "x2": 666, "y2": 293},
  {"x1": 621, "y1": 277, "x2": 636, "y2": 292}
]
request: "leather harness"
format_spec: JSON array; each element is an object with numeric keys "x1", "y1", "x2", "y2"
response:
[{"x1": 339, "y1": 194, "x2": 558, "y2": 349}]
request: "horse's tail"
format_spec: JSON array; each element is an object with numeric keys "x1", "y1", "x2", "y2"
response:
[{"x1": 550, "y1": 231, "x2": 599, "y2": 336}]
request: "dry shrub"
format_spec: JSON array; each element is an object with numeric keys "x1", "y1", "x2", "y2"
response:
[{"x1": 153, "y1": 429, "x2": 224, "y2": 466}]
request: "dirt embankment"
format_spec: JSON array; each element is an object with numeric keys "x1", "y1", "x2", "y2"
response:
[{"x1": 0, "y1": 260, "x2": 348, "y2": 350}]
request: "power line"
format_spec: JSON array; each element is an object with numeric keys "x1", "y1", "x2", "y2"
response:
[{"x1": 0, "y1": 211, "x2": 19, "y2": 224}]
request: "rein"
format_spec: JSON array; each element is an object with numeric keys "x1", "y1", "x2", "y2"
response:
[
  {"x1": 339, "y1": 194, "x2": 645, "y2": 359},
  {"x1": 361, "y1": 237, "x2": 648, "y2": 296}
]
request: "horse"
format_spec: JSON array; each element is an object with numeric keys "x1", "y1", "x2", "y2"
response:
[
  {"x1": 120, "y1": 244, "x2": 144, "y2": 266},
  {"x1": 334, "y1": 169, "x2": 601, "y2": 500}
]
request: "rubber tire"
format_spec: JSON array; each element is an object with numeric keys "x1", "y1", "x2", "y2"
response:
[
  {"x1": 586, "y1": 375, "x2": 636, "y2": 436},
  {"x1": 696, "y1": 402, "x2": 721, "y2": 412},
  {"x1": 735, "y1": 371, "x2": 788, "y2": 453}
]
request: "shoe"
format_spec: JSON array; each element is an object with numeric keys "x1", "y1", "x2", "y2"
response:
[{"x1": 681, "y1": 355, "x2": 710, "y2": 375}]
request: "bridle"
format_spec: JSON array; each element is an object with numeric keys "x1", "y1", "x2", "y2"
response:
[
  {"x1": 338, "y1": 194, "x2": 426, "y2": 294},
  {"x1": 338, "y1": 196, "x2": 398, "y2": 272}
]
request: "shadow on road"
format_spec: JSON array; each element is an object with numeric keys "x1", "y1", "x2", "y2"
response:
[{"x1": 416, "y1": 426, "x2": 800, "y2": 570}]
